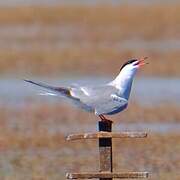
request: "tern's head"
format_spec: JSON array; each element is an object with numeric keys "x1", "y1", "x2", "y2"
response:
[
  {"x1": 120, "y1": 57, "x2": 148, "y2": 72},
  {"x1": 112, "y1": 57, "x2": 148, "y2": 99},
  {"x1": 117, "y1": 57, "x2": 148, "y2": 80}
]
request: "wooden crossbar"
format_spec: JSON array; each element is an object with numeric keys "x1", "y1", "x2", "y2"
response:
[
  {"x1": 66, "y1": 132, "x2": 147, "y2": 141},
  {"x1": 66, "y1": 172, "x2": 149, "y2": 179}
]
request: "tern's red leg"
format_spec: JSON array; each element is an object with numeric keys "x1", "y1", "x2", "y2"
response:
[
  {"x1": 99, "y1": 115, "x2": 113, "y2": 123},
  {"x1": 99, "y1": 115, "x2": 108, "y2": 121}
]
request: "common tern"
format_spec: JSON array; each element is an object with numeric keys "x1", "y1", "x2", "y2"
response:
[{"x1": 24, "y1": 57, "x2": 148, "y2": 122}]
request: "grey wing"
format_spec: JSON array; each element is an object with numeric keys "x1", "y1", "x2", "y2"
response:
[
  {"x1": 70, "y1": 85, "x2": 117, "y2": 98},
  {"x1": 69, "y1": 85, "x2": 107, "y2": 112},
  {"x1": 69, "y1": 86, "x2": 96, "y2": 112},
  {"x1": 70, "y1": 85, "x2": 128, "y2": 115},
  {"x1": 24, "y1": 79, "x2": 93, "y2": 110},
  {"x1": 94, "y1": 94, "x2": 128, "y2": 115}
]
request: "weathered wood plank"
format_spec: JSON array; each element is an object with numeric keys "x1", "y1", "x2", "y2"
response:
[
  {"x1": 66, "y1": 172, "x2": 149, "y2": 179},
  {"x1": 66, "y1": 132, "x2": 147, "y2": 141}
]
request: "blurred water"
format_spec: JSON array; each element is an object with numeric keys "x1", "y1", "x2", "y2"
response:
[
  {"x1": 0, "y1": 0, "x2": 179, "y2": 6},
  {"x1": 0, "y1": 0, "x2": 177, "y2": 6},
  {"x1": 0, "y1": 77, "x2": 180, "y2": 106}
]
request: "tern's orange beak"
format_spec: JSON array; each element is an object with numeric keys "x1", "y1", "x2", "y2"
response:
[{"x1": 138, "y1": 57, "x2": 148, "y2": 67}]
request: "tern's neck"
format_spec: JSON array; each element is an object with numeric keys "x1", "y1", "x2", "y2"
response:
[{"x1": 110, "y1": 68, "x2": 137, "y2": 99}]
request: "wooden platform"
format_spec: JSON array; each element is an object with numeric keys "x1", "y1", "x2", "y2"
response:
[
  {"x1": 66, "y1": 172, "x2": 149, "y2": 179},
  {"x1": 66, "y1": 132, "x2": 147, "y2": 141}
]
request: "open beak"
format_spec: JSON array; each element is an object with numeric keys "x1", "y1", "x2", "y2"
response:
[{"x1": 138, "y1": 57, "x2": 148, "y2": 67}]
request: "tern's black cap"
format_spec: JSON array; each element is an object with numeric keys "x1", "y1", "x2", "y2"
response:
[{"x1": 120, "y1": 59, "x2": 137, "y2": 70}]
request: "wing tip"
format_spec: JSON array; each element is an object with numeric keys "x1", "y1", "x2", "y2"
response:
[
  {"x1": 23, "y1": 79, "x2": 37, "y2": 86},
  {"x1": 23, "y1": 79, "x2": 31, "y2": 83}
]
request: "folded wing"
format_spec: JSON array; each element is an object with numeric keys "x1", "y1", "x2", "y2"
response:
[{"x1": 95, "y1": 94, "x2": 128, "y2": 115}]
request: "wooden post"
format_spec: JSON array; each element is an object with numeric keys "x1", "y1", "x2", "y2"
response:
[
  {"x1": 66, "y1": 121, "x2": 149, "y2": 179},
  {"x1": 99, "y1": 120, "x2": 112, "y2": 180}
]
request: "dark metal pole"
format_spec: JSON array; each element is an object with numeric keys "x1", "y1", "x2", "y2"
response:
[{"x1": 98, "y1": 120, "x2": 113, "y2": 180}]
